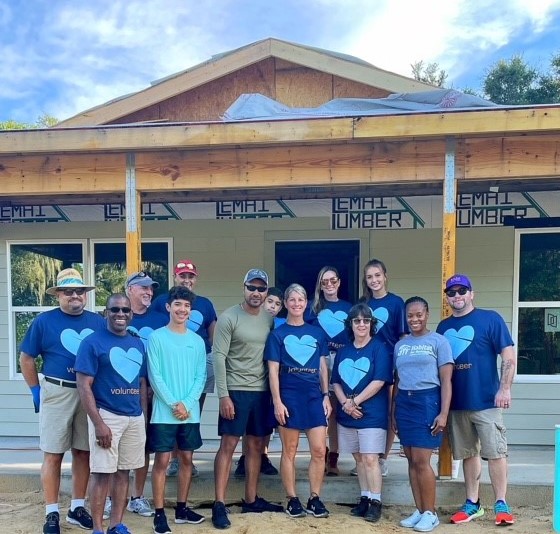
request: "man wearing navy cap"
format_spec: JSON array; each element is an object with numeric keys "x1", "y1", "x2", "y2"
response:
[{"x1": 437, "y1": 274, "x2": 516, "y2": 527}]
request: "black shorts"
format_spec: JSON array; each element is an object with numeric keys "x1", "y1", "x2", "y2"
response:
[
  {"x1": 218, "y1": 390, "x2": 273, "y2": 438},
  {"x1": 149, "y1": 423, "x2": 202, "y2": 453}
]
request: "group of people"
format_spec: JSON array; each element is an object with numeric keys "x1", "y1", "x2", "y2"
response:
[{"x1": 19, "y1": 258, "x2": 516, "y2": 534}]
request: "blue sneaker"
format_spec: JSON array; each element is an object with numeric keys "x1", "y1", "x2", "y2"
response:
[{"x1": 106, "y1": 524, "x2": 132, "y2": 534}]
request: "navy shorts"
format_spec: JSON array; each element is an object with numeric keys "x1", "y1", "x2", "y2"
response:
[
  {"x1": 280, "y1": 385, "x2": 327, "y2": 431},
  {"x1": 218, "y1": 390, "x2": 273, "y2": 438},
  {"x1": 149, "y1": 423, "x2": 202, "y2": 453},
  {"x1": 395, "y1": 387, "x2": 442, "y2": 450}
]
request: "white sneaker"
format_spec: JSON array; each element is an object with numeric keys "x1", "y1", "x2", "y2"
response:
[
  {"x1": 103, "y1": 497, "x2": 111, "y2": 520},
  {"x1": 414, "y1": 511, "x2": 439, "y2": 532},
  {"x1": 379, "y1": 457, "x2": 389, "y2": 477},
  {"x1": 127, "y1": 496, "x2": 154, "y2": 517},
  {"x1": 400, "y1": 509, "x2": 422, "y2": 528}
]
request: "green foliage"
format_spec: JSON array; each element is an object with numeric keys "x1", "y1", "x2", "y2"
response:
[
  {"x1": 411, "y1": 60, "x2": 448, "y2": 87},
  {"x1": 0, "y1": 114, "x2": 58, "y2": 130}
]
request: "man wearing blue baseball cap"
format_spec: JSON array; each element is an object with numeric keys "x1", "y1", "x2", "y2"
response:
[{"x1": 437, "y1": 274, "x2": 516, "y2": 527}]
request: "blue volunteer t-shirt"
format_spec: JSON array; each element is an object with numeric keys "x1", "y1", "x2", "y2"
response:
[
  {"x1": 264, "y1": 323, "x2": 329, "y2": 389},
  {"x1": 305, "y1": 299, "x2": 352, "y2": 350},
  {"x1": 20, "y1": 308, "x2": 106, "y2": 381},
  {"x1": 367, "y1": 292, "x2": 409, "y2": 351},
  {"x1": 331, "y1": 337, "x2": 393, "y2": 429},
  {"x1": 127, "y1": 309, "x2": 169, "y2": 349},
  {"x1": 75, "y1": 329, "x2": 147, "y2": 416},
  {"x1": 152, "y1": 292, "x2": 217, "y2": 353},
  {"x1": 436, "y1": 308, "x2": 514, "y2": 411}
]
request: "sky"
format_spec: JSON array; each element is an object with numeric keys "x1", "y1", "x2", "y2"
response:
[{"x1": 2, "y1": 0, "x2": 560, "y2": 124}]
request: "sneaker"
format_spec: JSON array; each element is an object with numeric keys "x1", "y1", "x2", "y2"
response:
[
  {"x1": 414, "y1": 511, "x2": 440, "y2": 532},
  {"x1": 379, "y1": 457, "x2": 389, "y2": 477},
  {"x1": 350, "y1": 464, "x2": 358, "y2": 476},
  {"x1": 192, "y1": 463, "x2": 199, "y2": 478},
  {"x1": 175, "y1": 506, "x2": 205, "y2": 524},
  {"x1": 103, "y1": 497, "x2": 112, "y2": 520},
  {"x1": 211, "y1": 501, "x2": 231, "y2": 530},
  {"x1": 260, "y1": 454, "x2": 278, "y2": 475},
  {"x1": 306, "y1": 495, "x2": 329, "y2": 518},
  {"x1": 285, "y1": 497, "x2": 306, "y2": 518},
  {"x1": 43, "y1": 512, "x2": 60, "y2": 534},
  {"x1": 153, "y1": 513, "x2": 172, "y2": 534},
  {"x1": 107, "y1": 524, "x2": 132, "y2": 534},
  {"x1": 234, "y1": 455, "x2": 245, "y2": 478},
  {"x1": 66, "y1": 506, "x2": 93, "y2": 529},
  {"x1": 450, "y1": 499, "x2": 485, "y2": 524},
  {"x1": 127, "y1": 496, "x2": 155, "y2": 517},
  {"x1": 400, "y1": 509, "x2": 423, "y2": 528},
  {"x1": 494, "y1": 500, "x2": 515, "y2": 525},
  {"x1": 365, "y1": 499, "x2": 382, "y2": 523},
  {"x1": 166, "y1": 457, "x2": 179, "y2": 476},
  {"x1": 350, "y1": 496, "x2": 369, "y2": 517},
  {"x1": 241, "y1": 496, "x2": 284, "y2": 513}
]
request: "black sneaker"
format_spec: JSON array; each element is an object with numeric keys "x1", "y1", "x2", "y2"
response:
[
  {"x1": 241, "y1": 496, "x2": 284, "y2": 513},
  {"x1": 175, "y1": 506, "x2": 205, "y2": 524},
  {"x1": 66, "y1": 506, "x2": 93, "y2": 529},
  {"x1": 43, "y1": 512, "x2": 60, "y2": 534},
  {"x1": 153, "y1": 512, "x2": 172, "y2": 534},
  {"x1": 260, "y1": 454, "x2": 279, "y2": 475},
  {"x1": 365, "y1": 499, "x2": 382, "y2": 523},
  {"x1": 306, "y1": 495, "x2": 329, "y2": 518},
  {"x1": 234, "y1": 455, "x2": 245, "y2": 478},
  {"x1": 212, "y1": 501, "x2": 231, "y2": 530},
  {"x1": 350, "y1": 496, "x2": 370, "y2": 517},
  {"x1": 285, "y1": 497, "x2": 306, "y2": 518}
]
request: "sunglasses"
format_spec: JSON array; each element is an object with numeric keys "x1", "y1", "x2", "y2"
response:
[
  {"x1": 321, "y1": 277, "x2": 339, "y2": 287},
  {"x1": 61, "y1": 288, "x2": 87, "y2": 296},
  {"x1": 108, "y1": 306, "x2": 132, "y2": 314},
  {"x1": 446, "y1": 287, "x2": 469, "y2": 297},
  {"x1": 127, "y1": 271, "x2": 147, "y2": 284},
  {"x1": 352, "y1": 317, "x2": 372, "y2": 325},
  {"x1": 176, "y1": 262, "x2": 196, "y2": 270},
  {"x1": 245, "y1": 284, "x2": 268, "y2": 293}
]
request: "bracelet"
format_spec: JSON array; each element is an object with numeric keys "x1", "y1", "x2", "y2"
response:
[{"x1": 322, "y1": 392, "x2": 329, "y2": 397}]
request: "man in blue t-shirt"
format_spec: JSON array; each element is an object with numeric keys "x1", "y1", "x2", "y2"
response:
[
  {"x1": 436, "y1": 274, "x2": 516, "y2": 527},
  {"x1": 75, "y1": 293, "x2": 148, "y2": 534},
  {"x1": 19, "y1": 268, "x2": 105, "y2": 534}
]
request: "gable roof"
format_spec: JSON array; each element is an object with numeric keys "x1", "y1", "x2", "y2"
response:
[{"x1": 58, "y1": 37, "x2": 435, "y2": 127}]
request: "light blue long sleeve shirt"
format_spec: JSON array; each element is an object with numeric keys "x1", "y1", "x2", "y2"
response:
[{"x1": 147, "y1": 326, "x2": 206, "y2": 424}]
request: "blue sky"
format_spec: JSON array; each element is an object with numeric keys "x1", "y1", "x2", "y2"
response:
[{"x1": 2, "y1": 0, "x2": 560, "y2": 124}]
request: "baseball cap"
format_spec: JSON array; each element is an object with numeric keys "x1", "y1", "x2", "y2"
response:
[
  {"x1": 126, "y1": 271, "x2": 159, "y2": 289},
  {"x1": 174, "y1": 259, "x2": 198, "y2": 276},
  {"x1": 445, "y1": 274, "x2": 472, "y2": 291},
  {"x1": 243, "y1": 268, "x2": 269, "y2": 285},
  {"x1": 46, "y1": 268, "x2": 95, "y2": 296}
]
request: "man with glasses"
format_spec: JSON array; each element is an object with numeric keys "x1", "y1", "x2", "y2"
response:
[
  {"x1": 20, "y1": 268, "x2": 105, "y2": 534},
  {"x1": 211, "y1": 269, "x2": 284, "y2": 529},
  {"x1": 436, "y1": 274, "x2": 516, "y2": 526},
  {"x1": 75, "y1": 293, "x2": 148, "y2": 534}
]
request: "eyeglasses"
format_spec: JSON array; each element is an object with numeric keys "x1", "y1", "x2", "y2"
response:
[
  {"x1": 321, "y1": 277, "x2": 339, "y2": 287},
  {"x1": 245, "y1": 284, "x2": 268, "y2": 293},
  {"x1": 445, "y1": 287, "x2": 469, "y2": 297},
  {"x1": 352, "y1": 318, "x2": 372, "y2": 325},
  {"x1": 108, "y1": 306, "x2": 132, "y2": 314},
  {"x1": 61, "y1": 288, "x2": 87, "y2": 296}
]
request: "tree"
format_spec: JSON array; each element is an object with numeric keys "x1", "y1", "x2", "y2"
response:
[
  {"x1": 0, "y1": 114, "x2": 58, "y2": 130},
  {"x1": 411, "y1": 60, "x2": 448, "y2": 87}
]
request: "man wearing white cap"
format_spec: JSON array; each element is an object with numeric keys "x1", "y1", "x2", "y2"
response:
[{"x1": 20, "y1": 268, "x2": 105, "y2": 534}]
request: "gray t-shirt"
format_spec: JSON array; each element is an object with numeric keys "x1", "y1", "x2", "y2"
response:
[{"x1": 394, "y1": 331, "x2": 453, "y2": 391}]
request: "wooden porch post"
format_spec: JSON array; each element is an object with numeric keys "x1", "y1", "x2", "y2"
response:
[
  {"x1": 439, "y1": 137, "x2": 456, "y2": 478},
  {"x1": 125, "y1": 153, "x2": 142, "y2": 274}
]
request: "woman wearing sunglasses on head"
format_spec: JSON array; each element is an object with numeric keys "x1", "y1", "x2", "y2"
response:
[
  {"x1": 331, "y1": 303, "x2": 392, "y2": 524},
  {"x1": 305, "y1": 266, "x2": 352, "y2": 476}
]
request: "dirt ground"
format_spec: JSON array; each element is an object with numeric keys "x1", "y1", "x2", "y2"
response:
[{"x1": 0, "y1": 490, "x2": 552, "y2": 534}]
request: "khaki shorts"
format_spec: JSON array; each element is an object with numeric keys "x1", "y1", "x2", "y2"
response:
[
  {"x1": 39, "y1": 378, "x2": 89, "y2": 453},
  {"x1": 338, "y1": 424, "x2": 386, "y2": 455},
  {"x1": 449, "y1": 408, "x2": 508, "y2": 461},
  {"x1": 88, "y1": 408, "x2": 146, "y2": 473}
]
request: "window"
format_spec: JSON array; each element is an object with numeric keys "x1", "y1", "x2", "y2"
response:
[{"x1": 514, "y1": 230, "x2": 560, "y2": 376}]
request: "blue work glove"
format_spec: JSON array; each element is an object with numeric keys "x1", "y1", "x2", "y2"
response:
[{"x1": 30, "y1": 385, "x2": 40, "y2": 413}]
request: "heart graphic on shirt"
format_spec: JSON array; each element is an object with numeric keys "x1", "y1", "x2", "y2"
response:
[
  {"x1": 371, "y1": 307, "x2": 389, "y2": 331},
  {"x1": 127, "y1": 326, "x2": 155, "y2": 349},
  {"x1": 109, "y1": 347, "x2": 143, "y2": 383},
  {"x1": 188, "y1": 310, "x2": 203, "y2": 332},
  {"x1": 443, "y1": 326, "x2": 475, "y2": 360},
  {"x1": 339, "y1": 357, "x2": 370, "y2": 390},
  {"x1": 317, "y1": 309, "x2": 347, "y2": 338},
  {"x1": 284, "y1": 335, "x2": 317, "y2": 366},
  {"x1": 60, "y1": 328, "x2": 95, "y2": 355}
]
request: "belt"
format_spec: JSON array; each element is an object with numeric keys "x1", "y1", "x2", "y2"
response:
[
  {"x1": 45, "y1": 376, "x2": 77, "y2": 389},
  {"x1": 399, "y1": 386, "x2": 439, "y2": 397},
  {"x1": 280, "y1": 365, "x2": 317, "y2": 374}
]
